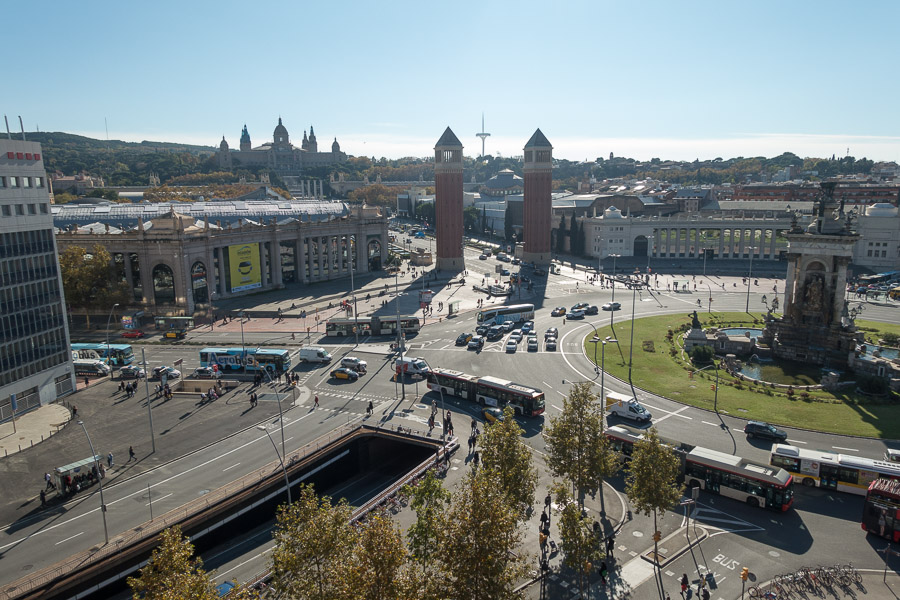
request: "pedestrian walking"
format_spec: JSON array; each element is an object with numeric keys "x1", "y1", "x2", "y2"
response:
[
  {"x1": 599, "y1": 561, "x2": 608, "y2": 585},
  {"x1": 540, "y1": 510, "x2": 548, "y2": 528},
  {"x1": 84, "y1": 377, "x2": 89, "y2": 387},
  {"x1": 40, "y1": 489, "x2": 46, "y2": 507},
  {"x1": 72, "y1": 405, "x2": 78, "y2": 418},
  {"x1": 129, "y1": 446, "x2": 136, "y2": 461},
  {"x1": 314, "y1": 395, "x2": 319, "y2": 408},
  {"x1": 107, "y1": 452, "x2": 114, "y2": 468},
  {"x1": 471, "y1": 417, "x2": 477, "y2": 432},
  {"x1": 119, "y1": 381, "x2": 125, "y2": 392},
  {"x1": 367, "y1": 401, "x2": 373, "y2": 416},
  {"x1": 701, "y1": 587, "x2": 710, "y2": 600},
  {"x1": 473, "y1": 451, "x2": 479, "y2": 468},
  {"x1": 545, "y1": 492, "x2": 552, "y2": 509},
  {"x1": 681, "y1": 573, "x2": 689, "y2": 598},
  {"x1": 606, "y1": 534, "x2": 615, "y2": 557},
  {"x1": 45, "y1": 472, "x2": 53, "y2": 490}
]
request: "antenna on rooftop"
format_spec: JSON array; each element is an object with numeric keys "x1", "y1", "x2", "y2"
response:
[
  {"x1": 105, "y1": 117, "x2": 110, "y2": 150},
  {"x1": 476, "y1": 113, "x2": 491, "y2": 157},
  {"x1": 18, "y1": 116, "x2": 26, "y2": 141},
  {"x1": 3, "y1": 115, "x2": 10, "y2": 140}
]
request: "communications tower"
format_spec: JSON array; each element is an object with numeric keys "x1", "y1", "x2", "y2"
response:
[{"x1": 476, "y1": 113, "x2": 491, "y2": 157}]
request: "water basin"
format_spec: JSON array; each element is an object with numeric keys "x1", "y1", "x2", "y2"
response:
[{"x1": 720, "y1": 327, "x2": 763, "y2": 340}]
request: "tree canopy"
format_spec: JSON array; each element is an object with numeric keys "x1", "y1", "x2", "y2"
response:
[
  {"x1": 127, "y1": 525, "x2": 220, "y2": 600},
  {"x1": 479, "y1": 405, "x2": 537, "y2": 521}
]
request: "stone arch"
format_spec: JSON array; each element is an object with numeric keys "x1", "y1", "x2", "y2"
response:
[
  {"x1": 367, "y1": 238, "x2": 382, "y2": 271},
  {"x1": 191, "y1": 261, "x2": 208, "y2": 305},
  {"x1": 633, "y1": 235, "x2": 649, "y2": 257},
  {"x1": 152, "y1": 263, "x2": 176, "y2": 305}
]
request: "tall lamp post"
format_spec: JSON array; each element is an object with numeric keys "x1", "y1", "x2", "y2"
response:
[
  {"x1": 394, "y1": 273, "x2": 406, "y2": 400},
  {"x1": 701, "y1": 233, "x2": 709, "y2": 277},
  {"x1": 105, "y1": 303, "x2": 119, "y2": 365},
  {"x1": 257, "y1": 425, "x2": 291, "y2": 504},
  {"x1": 600, "y1": 336, "x2": 617, "y2": 412},
  {"x1": 627, "y1": 286, "x2": 640, "y2": 397},
  {"x1": 77, "y1": 421, "x2": 109, "y2": 545},
  {"x1": 349, "y1": 238, "x2": 359, "y2": 347},
  {"x1": 239, "y1": 311, "x2": 246, "y2": 367},
  {"x1": 745, "y1": 246, "x2": 757, "y2": 313},
  {"x1": 696, "y1": 362, "x2": 720, "y2": 412},
  {"x1": 140, "y1": 348, "x2": 156, "y2": 453},
  {"x1": 609, "y1": 253, "x2": 621, "y2": 329},
  {"x1": 646, "y1": 235, "x2": 654, "y2": 273},
  {"x1": 259, "y1": 352, "x2": 288, "y2": 484}
]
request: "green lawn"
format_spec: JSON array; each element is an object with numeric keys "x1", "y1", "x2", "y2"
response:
[{"x1": 584, "y1": 312, "x2": 900, "y2": 438}]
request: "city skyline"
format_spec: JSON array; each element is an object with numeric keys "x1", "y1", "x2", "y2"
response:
[{"x1": 5, "y1": 0, "x2": 900, "y2": 163}]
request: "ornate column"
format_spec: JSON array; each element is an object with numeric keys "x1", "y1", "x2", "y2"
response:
[
  {"x1": 738, "y1": 229, "x2": 746, "y2": 256},
  {"x1": 317, "y1": 236, "x2": 326, "y2": 279},
  {"x1": 783, "y1": 253, "x2": 799, "y2": 314},
  {"x1": 718, "y1": 228, "x2": 725, "y2": 257},
  {"x1": 769, "y1": 229, "x2": 778, "y2": 258},
  {"x1": 832, "y1": 256, "x2": 851, "y2": 324}
]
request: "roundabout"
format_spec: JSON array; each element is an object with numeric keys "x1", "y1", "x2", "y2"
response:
[{"x1": 581, "y1": 311, "x2": 900, "y2": 438}]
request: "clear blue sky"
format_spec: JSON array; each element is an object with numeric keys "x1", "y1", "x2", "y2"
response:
[{"x1": 6, "y1": 0, "x2": 899, "y2": 162}]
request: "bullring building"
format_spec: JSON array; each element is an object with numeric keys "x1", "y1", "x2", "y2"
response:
[
  {"x1": 216, "y1": 118, "x2": 347, "y2": 174},
  {"x1": 0, "y1": 139, "x2": 75, "y2": 414}
]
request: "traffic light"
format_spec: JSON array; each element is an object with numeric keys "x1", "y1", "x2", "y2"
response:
[
  {"x1": 711, "y1": 384, "x2": 717, "y2": 391},
  {"x1": 653, "y1": 530, "x2": 661, "y2": 542},
  {"x1": 741, "y1": 567, "x2": 749, "y2": 581}
]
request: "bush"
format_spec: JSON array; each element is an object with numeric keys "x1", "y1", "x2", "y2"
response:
[
  {"x1": 858, "y1": 374, "x2": 890, "y2": 395},
  {"x1": 690, "y1": 345, "x2": 715, "y2": 365},
  {"x1": 882, "y1": 332, "x2": 900, "y2": 347}
]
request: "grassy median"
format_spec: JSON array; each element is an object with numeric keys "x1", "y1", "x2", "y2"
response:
[{"x1": 584, "y1": 311, "x2": 900, "y2": 438}]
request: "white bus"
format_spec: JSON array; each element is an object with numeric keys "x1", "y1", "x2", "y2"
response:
[
  {"x1": 770, "y1": 444, "x2": 900, "y2": 495},
  {"x1": 426, "y1": 368, "x2": 546, "y2": 417},
  {"x1": 476, "y1": 303, "x2": 535, "y2": 325}
]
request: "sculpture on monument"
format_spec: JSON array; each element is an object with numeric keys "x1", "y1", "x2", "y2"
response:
[
  {"x1": 690, "y1": 310, "x2": 701, "y2": 329},
  {"x1": 803, "y1": 275, "x2": 824, "y2": 313}
]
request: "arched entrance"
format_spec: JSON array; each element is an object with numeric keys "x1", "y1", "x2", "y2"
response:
[
  {"x1": 191, "y1": 261, "x2": 208, "y2": 304},
  {"x1": 633, "y1": 235, "x2": 649, "y2": 257},
  {"x1": 367, "y1": 239, "x2": 382, "y2": 271},
  {"x1": 152, "y1": 263, "x2": 176, "y2": 305}
]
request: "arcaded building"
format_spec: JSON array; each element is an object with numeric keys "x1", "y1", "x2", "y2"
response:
[
  {"x1": 216, "y1": 118, "x2": 347, "y2": 175},
  {"x1": 55, "y1": 201, "x2": 388, "y2": 318}
]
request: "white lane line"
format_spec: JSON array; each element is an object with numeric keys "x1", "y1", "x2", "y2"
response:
[
  {"x1": 556, "y1": 391, "x2": 567, "y2": 397},
  {"x1": 222, "y1": 463, "x2": 241, "y2": 472},
  {"x1": 542, "y1": 381, "x2": 552, "y2": 388},
  {"x1": 832, "y1": 446, "x2": 859, "y2": 452},
  {"x1": 55, "y1": 532, "x2": 84, "y2": 545},
  {"x1": 701, "y1": 421, "x2": 718, "y2": 426},
  {"x1": 552, "y1": 404, "x2": 563, "y2": 412},
  {"x1": 732, "y1": 428, "x2": 745, "y2": 433},
  {"x1": 792, "y1": 440, "x2": 807, "y2": 444},
  {"x1": 284, "y1": 437, "x2": 294, "y2": 443},
  {"x1": 217, "y1": 547, "x2": 274, "y2": 578},
  {"x1": 650, "y1": 404, "x2": 693, "y2": 424},
  {"x1": 147, "y1": 493, "x2": 173, "y2": 506}
]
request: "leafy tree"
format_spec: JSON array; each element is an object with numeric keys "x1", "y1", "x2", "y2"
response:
[
  {"x1": 346, "y1": 183, "x2": 397, "y2": 207},
  {"x1": 480, "y1": 205, "x2": 487, "y2": 233},
  {"x1": 438, "y1": 468, "x2": 528, "y2": 600},
  {"x1": 127, "y1": 525, "x2": 219, "y2": 600},
  {"x1": 504, "y1": 202, "x2": 514, "y2": 241},
  {"x1": 543, "y1": 382, "x2": 619, "y2": 508},
  {"x1": 415, "y1": 201, "x2": 435, "y2": 225},
  {"x1": 403, "y1": 469, "x2": 450, "y2": 586},
  {"x1": 480, "y1": 405, "x2": 537, "y2": 521},
  {"x1": 552, "y1": 483, "x2": 600, "y2": 597},
  {"x1": 269, "y1": 484, "x2": 357, "y2": 600},
  {"x1": 59, "y1": 244, "x2": 131, "y2": 325},
  {"x1": 345, "y1": 510, "x2": 409, "y2": 600},
  {"x1": 689, "y1": 344, "x2": 714, "y2": 365},
  {"x1": 556, "y1": 216, "x2": 567, "y2": 254},
  {"x1": 463, "y1": 205, "x2": 480, "y2": 232},
  {"x1": 625, "y1": 428, "x2": 684, "y2": 587},
  {"x1": 86, "y1": 188, "x2": 123, "y2": 202}
]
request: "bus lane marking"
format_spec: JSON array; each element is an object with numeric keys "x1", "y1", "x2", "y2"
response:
[
  {"x1": 832, "y1": 446, "x2": 858, "y2": 452},
  {"x1": 55, "y1": 532, "x2": 84, "y2": 546}
]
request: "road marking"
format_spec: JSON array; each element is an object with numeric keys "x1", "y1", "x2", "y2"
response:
[
  {"x1": 542, "y1": 381, "x2": 553, "y2": 388},
  {"x1": 702, "y1": 420, "x2": 718, "y2": 426},
  {"x1": 55, "y1": 532, "x2": 84, "y2": 545},
  {"x1": 832, "y1": 446, "x2": 859, "y2": 452},
  {"x1": 552, "y1": 404, "x2": 563, "y2": 411},
  {"x1": 556, "y1": 391, "x2": 566, "y2": 397},
  {"x1": 222, "y1": 463, "x2": 241, "y2": 472},
  {"x1": 791, "y1": 440, "x2": 807, "y2": 444},
  {"x1": 147, "y1": 493, "x2": 173, "y2": 506},
  {"x1": 217, "y1": 546, "x2": 274, "y2": 577},
  {"x1": 644, "y1": 404, "x2": 692, "y2": 422}
]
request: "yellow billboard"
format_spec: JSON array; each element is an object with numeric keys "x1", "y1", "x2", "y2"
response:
[{"x1": 228, "y1": 243, "x2": 262, "y2": 293}]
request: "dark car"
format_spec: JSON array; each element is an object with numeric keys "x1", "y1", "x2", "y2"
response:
[
  {"x1": 456, "y1": 332, "x2": 474, "y2": 346},
  {"x1": 744, "y1": 421, "x2": 787, "y2": 442},
  {"x1": 476, "y1": 325, "x2": 489, "y2": 336},
  {"x1": 330, "y1": 367, "x2": 360, "y2": 381},
  {"x1": 584, "y1": 305, "x2": 599, "y2": 315}
]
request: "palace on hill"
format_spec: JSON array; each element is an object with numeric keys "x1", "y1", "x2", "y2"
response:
[{"x1": 216, "y1": 118, "x2": 346, "y2": 175}]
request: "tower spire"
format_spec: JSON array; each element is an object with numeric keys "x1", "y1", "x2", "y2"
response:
[{"x1": 476, "y1": 112, "x2": 491, "y2": 157}]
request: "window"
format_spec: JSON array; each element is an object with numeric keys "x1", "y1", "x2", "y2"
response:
[
  {"x1": 27, "y1": 204, "x2": 36, "y2": 215},
  {"x1": 22, "y1": 177, "x2": 31, "y2": 188},
  {"x1": 0, "y1": 176, "x2": 5, "y2": 187},
  {"x1": 15, "y1": 204, "x2": 24, "y2": 216},
  {"x1": 9, "y1": 176, "x2": 18, "y2": 188},
  {"x1": 39, "y1": 204, "x2": 48, "y2": 214},
  {"x1": 35, "y1": 177, "x2": 43, "y2": 188},
  {"x1": 1, "y1": 206, "x2": 9, "y2": 217}
]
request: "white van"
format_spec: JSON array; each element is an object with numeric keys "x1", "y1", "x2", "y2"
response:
[
  {"x1": 74, "y1": 359, "x2": 111, "y2": 376},
  {"x1": 298, "y1": 347, "x2": 332, "y2": 364},
  {"x1": 394, "y1": 356, "x2": 431, "y2": 375},
  {"x1": 604, "y1": 391, "x2": 652, "y2": 423}
]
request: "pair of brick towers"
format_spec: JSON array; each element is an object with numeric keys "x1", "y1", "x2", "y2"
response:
[{"x1": 434, "y1": 127, "x2": 552, "y2": 271}]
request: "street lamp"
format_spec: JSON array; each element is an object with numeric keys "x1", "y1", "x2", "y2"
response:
[
  {"x1": 696, "y1": 362, "x2": 720, "y2": 412},
  {"x1": 609, "y1": 253, "x2": 621, "y2": 329},
  {"x1": 105, "y1": 303, "x2": 119, "y2": 366},
  {"x1": 600, "y1": 336, "x2": 617, "y2": 412},
  {"x1": 627, "y1": 286, "x2": 640, "y2": 397},
  {"x1": 701, "y1": 233, "x2": 709, "y2": 277},
  {"x1": 209, "y1": 292, "x2": 216, "y2": 330},
  {"x1": 140, "y1": 348, "x2": 156, "y2": 453},
  {"x1": 259, "y1": 351, "x2": 288, "y2": 485},
  {"x1": 77, "y1": 421, "x2": 109, "y2": 545},
  {"x1": 257, "y1": 425, "x2": 291, "y2": 504},
  {"x1": 646, "y1": 235, "x2": 654, "y2": 273},
  {"x1": 745, "y1": 246, "x2": 757, "y2": 313},
  {"x1": 393, "y1": 270, "x2": 406, "y2": 400},
  {"x1": 349, "y1": 238, "x2": 359, "y2": 347},
  {"x1": 239, "y1": 311, "x2": 246, "y2": 367}
]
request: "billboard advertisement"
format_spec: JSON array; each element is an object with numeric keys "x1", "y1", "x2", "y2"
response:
[{"x1": 228, "y1": 243, "x2": 262, "y2": 293}]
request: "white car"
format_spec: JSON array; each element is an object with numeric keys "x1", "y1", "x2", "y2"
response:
[
  {"x1": 502, "y1": 320, "x2": 516, "y2": 332},
  {"x1": 152, "y1": 366, "x2": 181, "y2": 380},
  {"x1": 505, "y1": 339, "x2": 518, "y2": 353},
  {"x1": 479, "y1": 254, "x2": 488, "y2": 260},
  {"x1": 545, "y1": 337, "x2": 557, "y2": 351},
  {"x1": 509, "y1": 331, "x2": 523, "y2": 342},
  {"x1": 527, "y1": 335, "x2": 539, "y2": 351},
  {"x1": 340, "y1": 356, "x2": 368, "y2": 372}
]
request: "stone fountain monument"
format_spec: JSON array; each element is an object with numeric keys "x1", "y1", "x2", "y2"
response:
[{"x1": 761, "y1": 182, "x2": 863, "y2": 368}]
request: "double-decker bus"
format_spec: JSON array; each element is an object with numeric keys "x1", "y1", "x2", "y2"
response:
[
  {"x1": 426, "y1": 368, "x2": 545, "y2": 417},
  {"x1": 199, "y1": 347, "x2": 292, "y2": 373},
  {"x1": 862, "y1": 478, "x2": 900, "y2": 542},
  {"x1": 770, "y1": 444, "x2": 900, "y2": 495},
  {"x1": 606, "y1": 425, "x2": 794, "y2": 511},
  {"x1": 325, "y1": 315, "x2": 421, "y2": 337},
  {"x1": 71, "y1": 343, "x2": 135, "y2": 366},
  {"x1": 476, "y1": 303, "x2": 535, "y2": 325}
]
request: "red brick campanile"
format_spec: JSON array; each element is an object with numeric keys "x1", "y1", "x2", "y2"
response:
[
  {"x1": 523, "y1": 129, "x2": 553, "y2": 265},
  {"x1": 434, "y1": 127, "x2": 465, "y2": 271}
]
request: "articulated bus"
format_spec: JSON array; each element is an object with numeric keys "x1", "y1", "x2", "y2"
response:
[
  {"x1": 71, "y1": 343, "x2": 135, "y2": 366},
  {"x1": 476, "y1": 303, "x2": 535, "y2": 325},
  {"x1": 199, "y1": 347, "x2": 292, "y2": 373},
  {"x1": 606, "y1": 425, "x2": 794, "y2": 511},
  {"x1": 862, "y1": 478, "x2": 900, "y2": 542},
  {"x1": 325, "y1": 315, "x2": 421, "y2": 337},
  {"x1": 770, "y1": 444, "x2": 900, "y2": 495},
  {"x1": 426, "y1": 368, "x2": 545, "y2": 417}
]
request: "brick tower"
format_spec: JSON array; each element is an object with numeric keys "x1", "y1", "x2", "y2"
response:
[
  {"x1": 434, "y1": 127, "x2": 465, "y2": 271},
  {"x1": 523, "y1": 129, "x2": 553, "y2": 265}
]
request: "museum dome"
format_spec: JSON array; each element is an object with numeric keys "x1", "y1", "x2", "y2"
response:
[{"x1": 866, "y1": 203, "x2": 899, "y2": 217}]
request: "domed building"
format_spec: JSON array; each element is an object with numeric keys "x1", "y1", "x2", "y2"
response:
[
  {"x1": 216, "y1": 118, "x2": 346, "y2": 175},
  {"x1": 480, "y1": 169, "x2": 524, "y2": 199}
]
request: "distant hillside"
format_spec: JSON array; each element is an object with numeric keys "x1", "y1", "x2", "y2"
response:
[{"x1": 25, "y1": 131, "x2": 215, "y2": 154}]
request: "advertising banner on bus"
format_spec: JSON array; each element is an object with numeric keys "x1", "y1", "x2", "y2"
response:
[{"x1": 228, "y1": 243, "x2": 261, "y2": 293}]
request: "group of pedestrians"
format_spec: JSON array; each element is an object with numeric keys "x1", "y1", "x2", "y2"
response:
[
  {"x1": 118, "y1": 380, "x2": 138, "y2": 398},
  {"x1": 155, "y1": 383, "x2": 172, "y2": 400}
]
